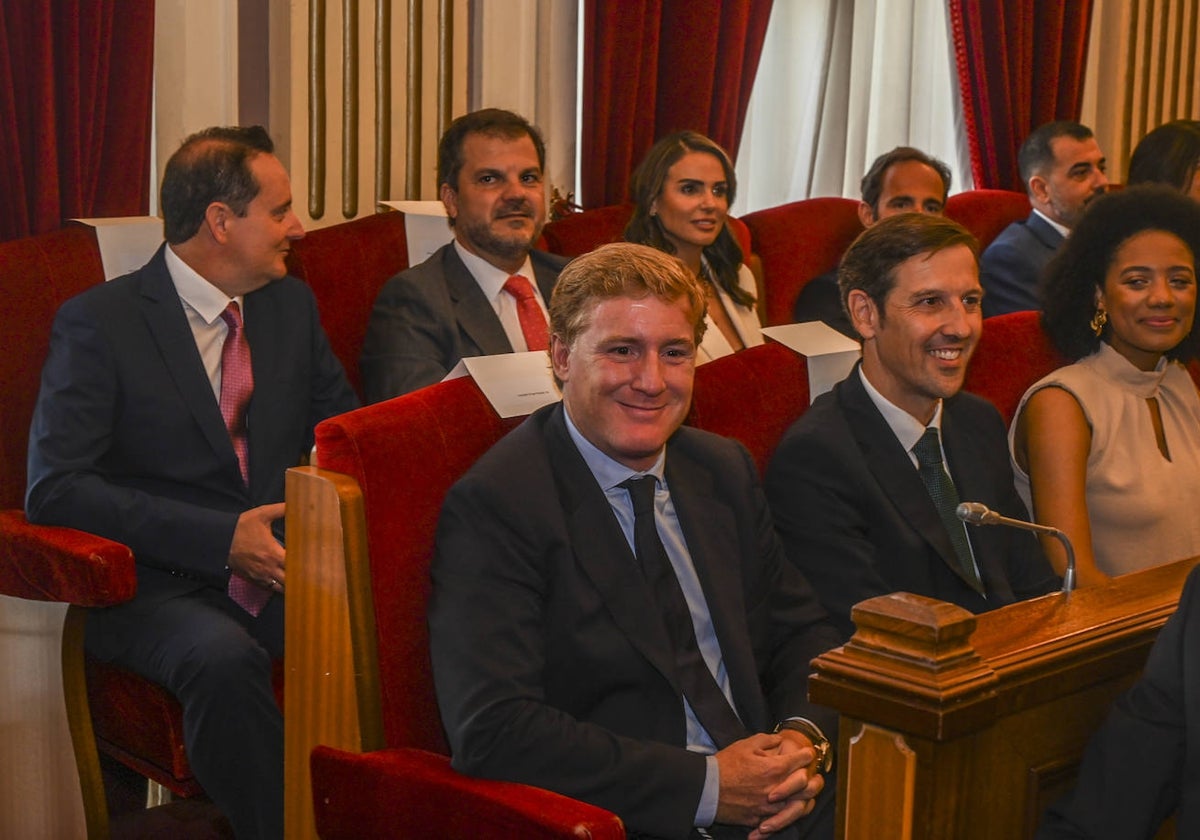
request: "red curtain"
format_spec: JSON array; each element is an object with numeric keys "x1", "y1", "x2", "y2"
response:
[
  {"x1": 0, "y1": 0, "x2": 155, "y2": 243},
  {"x1": 581, "y1": 0, "x2": 774, "y2": 208},
  {"x1": 949, "y1": 1, "x2": 1094, "y2": 191}
]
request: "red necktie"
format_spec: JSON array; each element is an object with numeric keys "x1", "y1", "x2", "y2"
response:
[
  {"x1": 219, "y1": 302, "x2": 270, "y2": 616},
  {"x1": 502, "y1": 274, "x2": 549, "y2": 352}
]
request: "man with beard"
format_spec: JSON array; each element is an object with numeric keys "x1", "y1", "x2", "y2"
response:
[
  {"x1": 361, "y1": 109, "x2": 567, "y2": 400},
  {"x1": 766, "y1": 215, "x2": 1058, "y2": 640},
  {"x1": 980, "y1": 121, "x2": 1108, "y2": 317}
]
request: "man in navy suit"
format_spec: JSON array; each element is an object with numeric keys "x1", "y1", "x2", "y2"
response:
[
  {"x1": 767, "y1": 215, "x2": 1058, "y2": 641},
  {"x1": 431, "y1": 243, "x2": 842, "y2": 839},
  {"x1": 980, "y1": 121, "x2": 1108, "y2": 317},
  {"x1": 360, "y1": 108, "x2": 567, "y2": 401},
  {"x1": 26, "y1": 126, "x2": 358, "y2": 839}
]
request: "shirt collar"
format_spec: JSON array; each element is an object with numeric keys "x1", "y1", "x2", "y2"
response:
[
  {"x1": 562, "y1": 402, "x2": 666, "y2": 491},
  {"x1": 1032, "y1": 208, "x2": 1071, "y2": 239},
  {"x1": 164, "y1": 244, "x2": 242, "y2": 324},
  {"x1": 858, "y1": 365, "x2": 943, "y2": 453},
  {"x1": 453, "y1": 239, "x2": 536, "y2": 302}
]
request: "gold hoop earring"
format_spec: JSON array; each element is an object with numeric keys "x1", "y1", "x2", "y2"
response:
[{"x1": 1090, "y1": 308, "x2": 1108, "y2": 337}]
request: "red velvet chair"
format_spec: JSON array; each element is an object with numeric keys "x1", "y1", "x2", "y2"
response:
[
  {"x1": 287, "y1": 210, "x2": 411, "y2": 399},
  {"x1": 540, "y1": 203, "x2": 754, "y2": 263},
  {"x1": 741, "y1": 197, "x2": 863, "y2": 327},
  {"x1": 944, "y1": 189, "x2": 1030, "y2": 252},
  {"x1": 0, "y1": 224, "x2": 203, "y2": 837},
  {"x1": 963, "y1": 310, "x2": 1067, "y2": 425}
]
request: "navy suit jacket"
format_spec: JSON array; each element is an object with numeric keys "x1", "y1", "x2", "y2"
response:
[
  {"x1": 359, "y1": 242, "x2": 566, "y2": 402},
  {"x1": 430, "y1": 403, "x2": 841, "y2": 840},
  {"x1": 765, "y1": 367, "x2": 1059, "y2": 640},
  {"x1": 1039, "y1": 564, "x2": 1200, "y2": 838},
  {"x1": 26, "y1": 245, "x2": 359, "y2": 603},
  {"x1": 980, "y1": 211, "x2": 1064, "y2": 317}
]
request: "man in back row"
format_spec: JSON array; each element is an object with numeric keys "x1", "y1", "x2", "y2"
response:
[
  {"x1": 980, "y1": 120, "x2": 1108, "y2": 317},
  {"x1": 27, "y1": 126, "x2": 359, "y2": 838},
  {"x1": 793, "y1": 146, "x2": 951, "y2": 338},
  {"x1": 431, "y1": 242, "x2": 842, "y2": 839},
  {"x1": 768, "y1": 214, "x2": 1059, "y2": 640},
  {"x1": 360, "y1": 108, "x2": 567, "y2": 401}
]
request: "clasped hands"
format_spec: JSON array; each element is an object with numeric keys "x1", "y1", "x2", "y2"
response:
[
  {"x1": 715, "y1": 729, "x2": 825, "y2": 839},
  {"x1": 227, "y1": 502, "x2": 287, "y2": 592}
]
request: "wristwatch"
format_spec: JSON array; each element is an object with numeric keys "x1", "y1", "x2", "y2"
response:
[{"x1": 774, "y1": 718, "x2": 833, "y2": 774}]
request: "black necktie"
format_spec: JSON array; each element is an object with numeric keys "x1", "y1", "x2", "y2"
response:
[
  {"x1": 912, "y1": 427, "x2": 984, "y2": 594},
  {"x1": 620, "y1": 476, "x2": 745, "y2": 748}
]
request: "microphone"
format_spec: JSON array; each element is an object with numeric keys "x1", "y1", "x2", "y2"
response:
[{"x1": 956, "y1": 502, "x2": 1076, "y2": 593}]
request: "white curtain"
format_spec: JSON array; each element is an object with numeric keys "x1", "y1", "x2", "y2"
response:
[{"x1": 733, "y1": 0, "x2": 972, "y2": 215}]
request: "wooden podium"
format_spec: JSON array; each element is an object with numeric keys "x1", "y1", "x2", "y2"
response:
[{"x1": 810, "y1": 557, "x2": 1197, "y2": 840}]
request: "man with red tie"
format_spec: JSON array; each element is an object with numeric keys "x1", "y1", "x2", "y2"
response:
[
  {"x1": 360, "y1": 108, "x2": 568, "y2": 401},
  {"x1": 26, "y1": 125, "x2": 358, "y2": 839}
]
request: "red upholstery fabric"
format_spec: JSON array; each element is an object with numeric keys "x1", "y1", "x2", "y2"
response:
[
  {"x1": 1, "y1": 224, "x2": 105, "y2": 507},
  {"x1": 314, "y1": 378, "x2": 522, "y2": 754},
  {"x1": 0, "y1": 511, "x2": 134, "y2": 604},
  {"x1": 688, "y1": 342, "x2": 810, "y2": 476},
  {"x1": 287, "y1": 211, "x2": 410, "y2": 399},
  {"x1": 540, "y1": 203, "x2": 753, "y2": 264},
  {"x1": 945, "y1": 189, "x2": 1031, "y2": 251},
  {"x1": 964, "y1": 310, "x2": 1068, "y2": 425},
  {"x1": 310, "y1": 747, "x2": 624, "y2": 840},
  {"x1": 741, "y1": 197, "x2": 863, "y2": 327}
]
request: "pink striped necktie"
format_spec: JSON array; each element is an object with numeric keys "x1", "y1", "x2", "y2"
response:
[
  {"x1": 219, "y1": 302, "x2": 271, "y2": 616},
  {"x1": 502, "y1": 274, "x2": 549, "y2": 351}
]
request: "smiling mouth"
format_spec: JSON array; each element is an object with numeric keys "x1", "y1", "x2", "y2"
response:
[{"x1": 928, "y1": 347, "x2": 964, "y2": 361}]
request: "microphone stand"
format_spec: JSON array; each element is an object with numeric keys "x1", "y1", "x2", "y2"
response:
[{"x1": 956, "y1": 502, "x2": 1076, "y2": 593}]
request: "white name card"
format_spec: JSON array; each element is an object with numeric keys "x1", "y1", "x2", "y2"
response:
[
  {"x1": 443, "y1": 351, "x2": 560, "y2": 418},
  {"x1": 379, "y1": 200, "x2": 455, "y2": 266},
  {"x1": 761, "y1": 322, "x2": 862, "y2": 402},
  {"x1": 72, "y1": 216, "x2": 164, "y2": 281}
]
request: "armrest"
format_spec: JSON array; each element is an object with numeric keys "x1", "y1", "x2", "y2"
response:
[
  {"x1": 0, "y1": 510, "x2": 136, "y2": 605},
  {"x1": 310, "y1": 746, "x2": 625, "y2": 840}
]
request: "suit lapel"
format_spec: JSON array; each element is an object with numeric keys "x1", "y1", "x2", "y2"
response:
[
  {"x1": 135, "y1": 249, "x2": 238, "y2": 473},
  {"x1": 531, "y1": 251, "x2": 559, "y2": 302},
  {"x1": 941, "y1": 399, "x2": 1005, "y2": 594},
  {"x1": 840, "y1": 371, "x2": 972, "y2": 584},
  {"x1": 242, "y1": 285, "x2": 286, "y2": 495},
  {"x1": 443, "y1": 245, "x2": 515, "y2": 355},
  {"x1": 543, "y1": 408, "x2": 681, "y2": 691},
  {"x1": 665, "y1": 445, "x2": 765, "y2": 729},
  {"x1": 1025, "y1": 212, "x2": 1065, "y2": 252}
]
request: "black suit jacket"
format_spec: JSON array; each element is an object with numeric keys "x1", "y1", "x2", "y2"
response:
[
  {"x1": 765, "y1": 367, "x2": 1059, "y2": 640},
  {"x1": 359, "y1": 242, "x2": 567, "y2": 402},
  {"x1": 792, "y1": 268, "x2": 856, "y2": 339},
  {"x1": 1039, "y1": 564, "x2": 1200, "y2": 839},
  {"x1": 430, "y1": 403, "x2": 841, "y2": 840},
  {"x1": 26, "y1": 245, "x2": 359, "y2": 604},
  {"x1": 980, "y1": 211, "x2": 1064, "y2": 318}
]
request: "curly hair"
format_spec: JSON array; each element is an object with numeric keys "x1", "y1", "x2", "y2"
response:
[
  {"x1": 1128, "y1": 120, "x2": 1200, "y2": 193},
  {"x1": 623, "y1": 131, "x2": 751, "y2": 308},
  {"x1": 1040, "y1": 185, "x2": 1200, "y2": 361}
]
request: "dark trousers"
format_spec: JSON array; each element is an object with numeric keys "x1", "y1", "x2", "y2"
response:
[{"x1": 86, "y1": 580, "x2": 284, "y2": 840}]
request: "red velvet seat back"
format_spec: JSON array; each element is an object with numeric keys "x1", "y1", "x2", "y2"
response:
[
  {"x1": 741, "y1": 197, "x2": 863, "y2": 327},
  {"x1": 287, "y1": 212, "x2": 410, "y2": 398},
  {"x1": 965, "y1": 310, "x2": 1068, "y2": 425},
  {"x1": 540, "y1": 203, "x2": 753, "y2": 264},
  {"x1": 945, "y1": 189, "x2": 1030, "y2": 252},
  {"x1": 314, "y1": 379, "x2": 523, "y2": 754},
  {"x1": 0, "y1": 225, "x2": 105, "y2": 508},
  {"x1": 688, "y1": 343, "x2": 810, "y2": 475}
]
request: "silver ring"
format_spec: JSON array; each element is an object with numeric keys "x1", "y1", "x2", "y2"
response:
[{"x1": 269, "y1": 578, "x2": 279, "y2": 588}]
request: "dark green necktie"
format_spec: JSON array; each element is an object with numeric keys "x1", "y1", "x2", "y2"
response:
[{"x1": 912, "y1": 427, "x2": 984, "y2": 594}]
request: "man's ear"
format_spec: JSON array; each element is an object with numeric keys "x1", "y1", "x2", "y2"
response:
[
  {"x1": 204, "y1": 202, "x2": 231, "y2": 243},
  {"x1": 550, "y1": 334, "x2": 571, "y2": 383},
  {"x1": 440, "y1": 182, "x2": 459, "y2": 223},
  {"x1": 857, "y1": 201, "x2": 878, "y2": 229},
  {"x1": 1027, "y1": 174, "x2": 1050, "y2": 209},
  {"x1": 847, "y1": 289, "x2": 879, "y2": 340}
]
